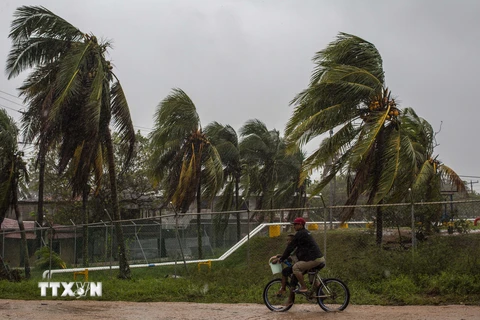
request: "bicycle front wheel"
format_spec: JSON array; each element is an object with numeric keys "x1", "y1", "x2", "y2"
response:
[
  {"x1": 263, "y1": 278, "x2": 295, "y2": 312},
  {"x1": 316, "y1": 278, "x2": 350, "y2": 312}
]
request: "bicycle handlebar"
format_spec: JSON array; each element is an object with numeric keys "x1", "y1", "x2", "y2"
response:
[{"x1": 269, "y1": 255, "x2": 292, "y2": 267}]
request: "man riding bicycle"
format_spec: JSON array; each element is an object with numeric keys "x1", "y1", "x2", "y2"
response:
[{"x1": 275, "y1": 217, "x2": 325, "y2": 297}]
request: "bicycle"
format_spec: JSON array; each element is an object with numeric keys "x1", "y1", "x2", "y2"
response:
[{"x1": 263, "y1": 257, "x2": 350, "y2": 312}]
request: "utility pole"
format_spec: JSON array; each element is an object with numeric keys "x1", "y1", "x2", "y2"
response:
[
  {"x1": 458, "y1": 175, "x2": 480, "y2": 194},
  {"x1": 470, "y1": 180, "x2": 478, "y2": 194}
]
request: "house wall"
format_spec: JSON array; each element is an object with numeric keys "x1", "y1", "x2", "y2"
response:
[{"x1": 0, "y1": 235, "x2": 77, "y2": 268}]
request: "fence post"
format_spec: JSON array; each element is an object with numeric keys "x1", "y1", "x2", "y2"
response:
[
  {"x1": 171, "y1": 204, "x2": 188, "y2": 274},
  {"x1": 247, "y1": 207, "x2": 250, "y2": 266},
  {"x1": 409, "y1": 188, "x2": 416, "y2": 253},
  {"x1": 101, "y1": 220, "x2": 108, "y2": 266},
  {"x1": 70, "y1": 219, "x2": 77, "y2": 267},
  {"x1": 320, "y1": 194, "x2": 328, "y2": 263},
  {"x1": 104, "y1": 209, "x2": 114, "y2": 275}
]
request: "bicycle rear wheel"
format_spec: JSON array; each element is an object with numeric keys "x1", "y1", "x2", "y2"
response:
[
  {"x1": 316, "y1": 278, "x2": 350, "y2": 312},
  {"x1": 263, "y1": 278, "x2": 295, "y2": 312}
]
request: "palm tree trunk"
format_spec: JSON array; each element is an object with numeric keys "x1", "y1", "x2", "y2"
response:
[
  {"x1": 36, "y1": 139, "x2": 46, "y2": 251},
  {"x1": 82, "y1": 185, "x2": 89, "y2": 267},
  {"x1": 13, "y1": 182, "x2": 30, "y2": 279},
  {"x1": 105, "y1": 129, "x2": 131, "y2": 279},
  {"x1": 196, "y1": 181, "x2": 203, "y2": 259}
]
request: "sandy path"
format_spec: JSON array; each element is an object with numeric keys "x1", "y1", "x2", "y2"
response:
[{"x1": 0, "y1": 300, "x2": 479, "y2": 320}]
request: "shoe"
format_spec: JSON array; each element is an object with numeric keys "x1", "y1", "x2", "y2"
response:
[
  {"x1": 293, "y1": 288, "x2": 308, "y2": 293},
  {"x1": 276, "y1": 289, "x2": 286, "y2": 297}
]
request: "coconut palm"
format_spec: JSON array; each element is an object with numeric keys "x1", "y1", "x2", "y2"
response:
[
  {"x1": 6, "y1": 6, "x2": 135, "y2": 278},
  {"x1": 273, "y1": 147, "x2": 310, "y2": 222},
  {"x1": 18, "y1": 65, "x2": 99, "y2": 267},
  {"x1": 149, "y1": 88, "x2": 223, "y2": 258},
  {"x1": 239, "y1": 119, "x2": 298, "y2": 222},
  {"x1": 286, "y1": 33, "x2": 418, "y2": 243},
  {"x1": 402, "y1": 108, "x2": 466, "y2": 226},
  {"x1": 204, "y1": 122, "x2": 242, "y2": 241},
  {"x1": 0, "y1": 109, "x2": 30, "y2": 278}
]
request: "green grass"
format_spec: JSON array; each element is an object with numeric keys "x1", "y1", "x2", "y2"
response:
[{"x1": 2, "y1": 230, "x2": 480, "y2": 305}]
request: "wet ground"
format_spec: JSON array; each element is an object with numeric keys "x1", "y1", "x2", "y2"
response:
[{"x1": 0, "y1": 300, "x2": 479, "y2": 320}]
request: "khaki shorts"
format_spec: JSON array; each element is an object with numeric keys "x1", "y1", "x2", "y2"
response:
[{"x1": 292, "y1": 256, "x2": 326, "y2": 274}]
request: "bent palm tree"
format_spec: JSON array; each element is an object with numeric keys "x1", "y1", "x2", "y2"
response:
[
  {"x1": 286, "y1": 33, "x2": 417, "y2": 243},
  {"x1": 402, "y1": 108, "x2": 466, "y2": 226},
  {"x1": 204, "y1": 122, "x2": 242, "y2": 241},
  {"x1": 240, "y1": 119, "x2": 297, "y2": 222},
  {"x1": 150, "y1": 88, "x2": 223, "y2": 258},
  {"x1": 0, "y1": 109, "x2": 30, "y2": 278},
  {"x1": 6, "y1": 6, "x2": 135, "y2": 278},
  {"x1": 273, "y1": 147, "x2": 310, "y2": 222}
]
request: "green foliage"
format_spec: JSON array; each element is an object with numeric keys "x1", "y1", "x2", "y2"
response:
[
  {"x1": 454, "y1": 219, "x2": 473, "y2": 234},
  {"x1": 7, "y1": 5, "x2": 135, "y2": 279},
  {"x1": 1, "y1": 230, "x2": 480, "y2": 305},
  {"x1": 34, "y1": 246, "x2": 66, "y2": 270},
  {"x1": 239, "y1": 119, "x2": 307, "y2": 222},
  {"x1": 149, "y1": 88, "x2": 223, "y2": 213}
]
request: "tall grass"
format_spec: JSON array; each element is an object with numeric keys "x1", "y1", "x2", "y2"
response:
[{"x1": 1, "y1": 230, "x2": 480, "y2": 305}]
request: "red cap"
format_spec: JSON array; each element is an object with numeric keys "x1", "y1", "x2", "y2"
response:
[{"x1": 293, "y1": 217, "x2": 306, "y2": 225}]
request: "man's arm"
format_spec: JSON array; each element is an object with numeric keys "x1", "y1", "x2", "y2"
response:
[{"x1": 280, "y1": 237, "x2": 299, "y2": 261}]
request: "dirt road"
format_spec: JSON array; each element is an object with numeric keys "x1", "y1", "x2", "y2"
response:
[{"x1": 0, "y1": 300, "x2": 479, "y2": 320}]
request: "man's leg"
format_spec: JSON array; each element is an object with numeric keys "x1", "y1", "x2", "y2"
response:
[{"x1": 293, "y1": 260, "x2": 323, "y2": 292}]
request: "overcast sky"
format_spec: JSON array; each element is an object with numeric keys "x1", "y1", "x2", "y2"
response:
[{"x1": 1, "y1": 0, "x2": 479, "y2": 191}]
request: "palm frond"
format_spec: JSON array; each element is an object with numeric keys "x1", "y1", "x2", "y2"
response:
[
  {"x1": 412, "y1": 160, "x2": 434, "y2": 193},
  {"x1": 9, "y1": 6, "x2": 83, "y2": 43},
  {"x1": 7, "y1": 6, "x2": 83, "y2": 78},
  {"x1": 239, "y1": 119, "x2": 268, "y2": 137},
  {"x1": 349, "y1": 110, "x2": 388, "y2": 169},
  {"x1": 371, "y1": 126, "x2": 401, "y2": 204},
  {"x1": 439, "y1": 164, "x2": 467, "y2": 194},
  {"x1": 310, "y1": 32, "x2": 384, "y2": 86},
  {"x1": 110, "y1": 80, "x2": 135, "y2": 165},
  {"x1": 201, "y1": 145, "x2": 224, "y2": 200},
  {"x1": 50, "y1": 42, "x2": 92, "y2": 119}
]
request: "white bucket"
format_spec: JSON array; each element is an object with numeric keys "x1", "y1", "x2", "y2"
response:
[
  {"x1": 268, "y1": 256, "x2": 283, "y2": 274},
  {"x1": 269, "y1": 262, "x2": 282, "y2": 274}
]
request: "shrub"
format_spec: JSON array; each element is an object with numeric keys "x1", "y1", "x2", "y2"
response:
[{"x1": 34, "y1": 247, "x2": 66, "y2": 270}]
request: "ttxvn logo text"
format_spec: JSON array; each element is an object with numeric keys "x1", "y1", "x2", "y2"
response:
[{"x1": 38, "y1": 282, "x2": 102, "y2": 298}]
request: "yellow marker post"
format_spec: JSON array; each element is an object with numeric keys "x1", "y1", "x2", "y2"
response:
[
  {"x1": 197, "y1": 260, "x2": 211, "y2": 272},
  {"x1": 73, "y1": 269, "x2": 89, "y2": 282}
]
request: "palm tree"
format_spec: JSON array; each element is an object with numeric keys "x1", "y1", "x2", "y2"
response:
[
  {"x1": 239, "y1": 119, "x2": 295, "y2": 222},
  {"x1": 149, "y1": 88, "x2": 223, "y2": 258},
  {"x1": 273, "y1": 147, "x2": 310, "y2": 221},
  {"x1": 402, "y1": 108, "x2": 466, "y2": 226},
  {"x1": 204, "y1": 122, "x2": 242, "y2": 241},
  {"x1": 6, "y1": 6, "x2": 135, "y2": 278},
  {"x1": 286, "y1": 33, "x2": 417, "y2": 244},
  {"x1": 0, "y1": 109, "x2": 30, "y2": 278}
]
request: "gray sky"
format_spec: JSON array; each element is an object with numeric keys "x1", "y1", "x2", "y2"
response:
[{"x1": 1, "y1": 0, "x2": 479, "y2": 191}]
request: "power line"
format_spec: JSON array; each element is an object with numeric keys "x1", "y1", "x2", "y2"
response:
[
  {"x1": 0, "y1": 95, "x2": 25, "y2": 109},
  {"x1": 0, "y1": 89, "x2": 22, "y2": 100},
  {"x1": 134, "y1": 125, "x2": 153, "y2": 132},
  {"x1": 0, "y1": 102, "x2": 23, "y2": 114}
]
